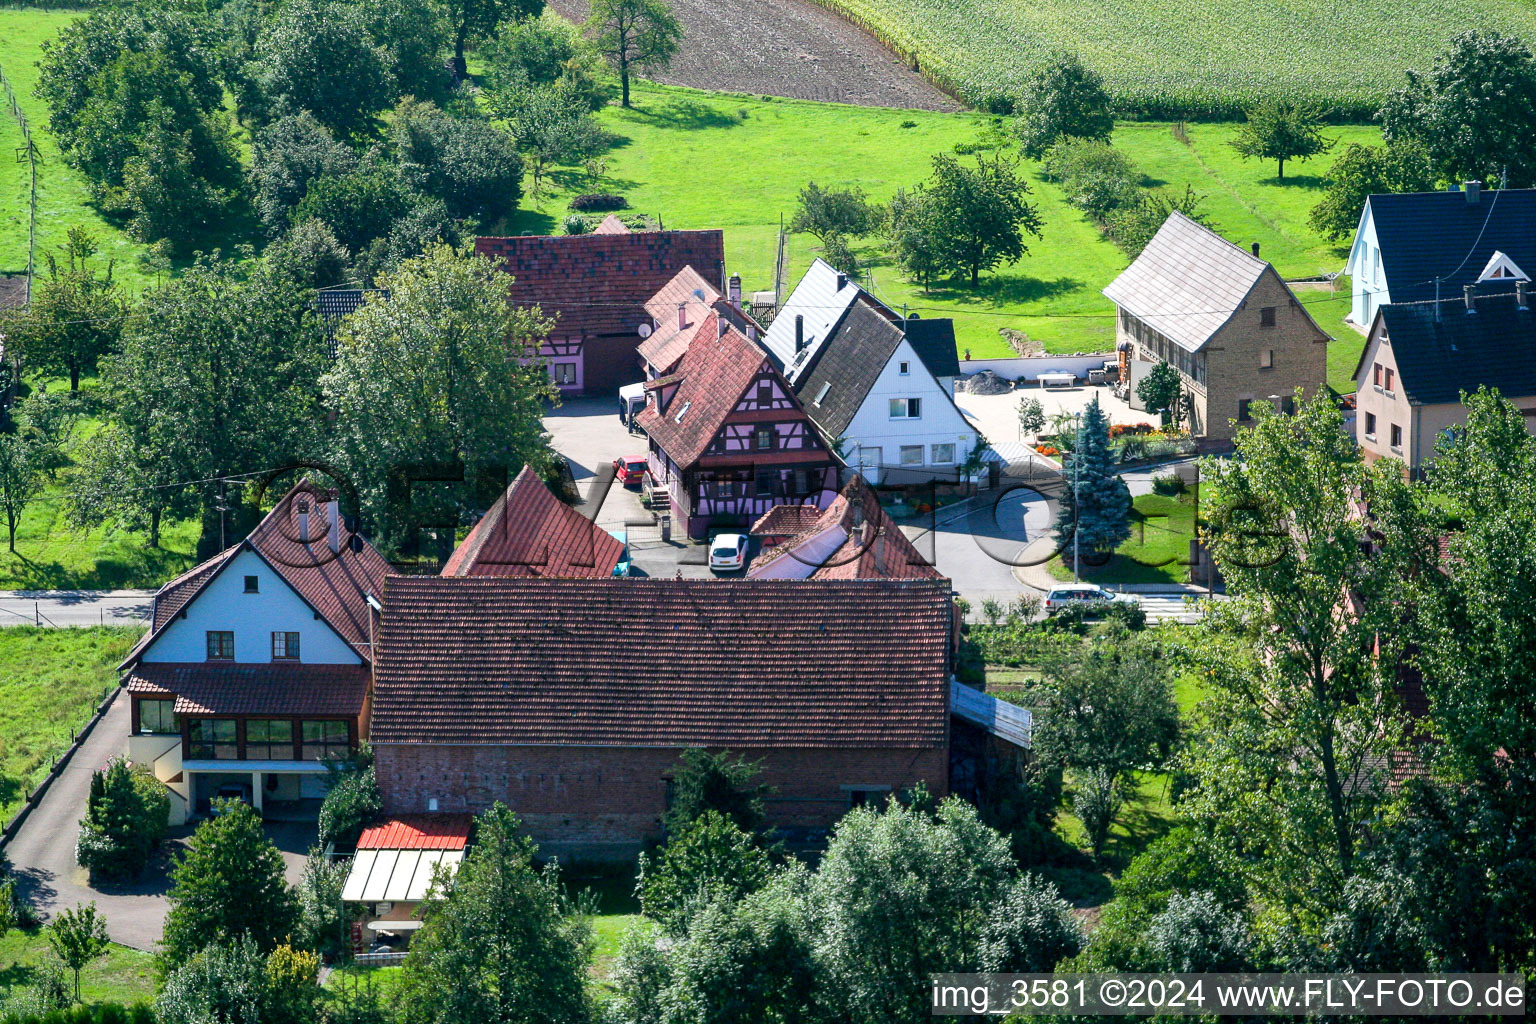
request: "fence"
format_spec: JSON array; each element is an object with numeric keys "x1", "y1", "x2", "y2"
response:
[{"x1": 0, "y1": 59, "x2": 37, "y2": 283}]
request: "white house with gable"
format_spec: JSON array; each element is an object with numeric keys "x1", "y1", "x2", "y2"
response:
[{"x1": 762, "y1": 260, "x2": 978, "y2": 483}]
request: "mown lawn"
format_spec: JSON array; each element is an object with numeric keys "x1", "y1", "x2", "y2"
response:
[
  {"x1": 0, "y1": 626, "x2": 140, "y2": 823},
  {"x1": 1048, "y1": 491, "x2": 1198, "y2": 585},
  {"x1": 0, "y1": 929, "x2": 156, "y2": 1006}
]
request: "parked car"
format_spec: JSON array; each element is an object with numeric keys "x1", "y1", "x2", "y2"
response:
[
  {"x1": 708, "y1": 533, "x2": 749, "y2": 572},
  {"x1": 614, "y1": 456, "x2": 648, "y2": 487},
  {"x1": 210, "y1": 782, "x2": 253, "y2": 814},
  {"x1": 1042, "y1": 583, "x2": 1136, "y2": 613}
]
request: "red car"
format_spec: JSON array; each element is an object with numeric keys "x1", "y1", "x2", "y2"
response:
[{"x1": 614, "y1": 456, "x2": 648, "y2": 487}]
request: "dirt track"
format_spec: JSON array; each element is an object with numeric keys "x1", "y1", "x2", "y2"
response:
[{"x1": 549, "y1": 0, "x2": 961, "y2": 112}]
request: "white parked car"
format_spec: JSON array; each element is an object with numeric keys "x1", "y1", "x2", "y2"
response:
[
  {"x1": 1042, "y1": 583, "x2": 1136, "y2": 613},
  {"x1": 708, "y1": 533, "x2": 749, "y2": 572}
]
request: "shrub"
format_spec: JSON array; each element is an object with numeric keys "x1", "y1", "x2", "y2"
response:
[
  {"x1": 563, "y1": 214, "x2": 589, "y2": 235},
  {"x1": 569, "y1": 192, "x2": 628, "y2": 211},
  {"x1": 76, "y1": 758, "x2": 168, "y2": 880},
  {"x1": 1040, "y1": 138, "x2": 1140, "y2": 221},
  {"x1": 636, "y1": 811, "x2": 773, "y2": 936},
  {"x1": 318, "y1": 748, "x2": 381, "y2": 849},
  {"x1": 1151, "y1": 473, "x2": 1186, "y2": 496}
]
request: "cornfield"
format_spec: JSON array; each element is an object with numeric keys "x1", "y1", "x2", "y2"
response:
[{"x1": 808, "y1": 0, "x2": 1536, "y2": 121}]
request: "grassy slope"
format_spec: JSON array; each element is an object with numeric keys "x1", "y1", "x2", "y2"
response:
[
  {"x1": 520, "y1": 82, "x2": 1374, "y2": 371},
  {"x1": 0, "y1": 627, "x2": 140, "y2": 823},
  {"x1": 0, "y1": 9, "x2": 158, "y2": 291},
  {"x1": 802, "y1": 0, "x2": 1536, "y2": 116},
  {"x1": 0, "y1": 930, "x2": 156, "y2": 1005}
]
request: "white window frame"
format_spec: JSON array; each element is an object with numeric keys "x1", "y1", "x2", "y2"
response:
[
  {"x1": 898, "y1": 361, "x2": 910, "y2": 375},
  {"x1": 931, "y1": 443, "x2": 955, "y2": 465},
  {"x1": 858, "y1": 447, "x2": 882, "y2": 468},
  {"x1": 899, "y1": 445, "x2": 924, "y2": 467},
  {"x1": 888, "y1": 397, "x2": 921, "y2": 420}
]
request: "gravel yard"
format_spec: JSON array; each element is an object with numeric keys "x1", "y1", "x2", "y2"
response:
[{"x1": 548, "y1": 0, "x2": 960, "y2": 111}]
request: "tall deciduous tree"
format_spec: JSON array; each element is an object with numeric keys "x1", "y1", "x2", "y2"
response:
[
  {"x1": 662, "y1": 748, "x2": 770, "y2": 838},
  {"x1": 791, "y1": 182, "x2": 880, "y2": 248},
  {"x1": 1136, "y1": 360, "x2": 1183, "y2": 425},
  {"x1": 1192, "y1": 391, "x2": 1419, "y2": 916},
  {"x1": 1053, "y1": 395, "x2": 1131, "y2": 558},
  {"x1": 162, "y1": 803, "x2": 299, "y2": 970},
  {"x1": 1309, "y1": 141, "x2": 1437, "y2": 242},
  {"x1": 637, "y1": 811, "x2": 773, "y2": 936},
  {"x1": 251, "y1": 0, "x2": 395, "y2": 139},
  {"x1": 389, "y1": 98, "x2": 524, "y2": 220},
  {"x1": 48, "y1": 903, "x2": 111, "y2": 1002},
  {"x1": 320, "y1": 244, "x2": 557, "y2": 548},
  {"x1": 1381, "y1": 30, "x2": 1536, "y2": 189},
  {"x1": 912, "y1": 153, "x2": 1043, "y2": 287},
  {"x1": 247, "y1": 111, "x2": 359, "y2": 237},
  {"x1": 397, "y1": 804, "x2": 592, "y2": 1024},
  {"x1": 1230, "y1": 100, "x2": 1334, "y2": 181},
  {"x1": 441, "y1": 0, "x2": 545, "y2": 79},
  {"x1": 584, "y1": 0, "x2": 682, "y2": 109},
  {"x1": 1014, "y1": 52, "x2": 1115, "y2": 160}
]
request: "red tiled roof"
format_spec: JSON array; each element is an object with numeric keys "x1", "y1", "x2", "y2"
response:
[
  {"x1": 635, "y1": 316, "x2": 776, "y2": 468},
  {"x1": 440, "y1": 465, "x2": 623, "y2": 579},
  {"x1": 125, "y1": 480, "x2": 394, "y2": 669},
  {"x1": 370, "y1": 577, "x2": 953, "y2": 749},
  {"x1": 750, "y1": 504, "x2": 824, "y2": 536},
  {"x1": 636, "y1": 267, "x2": 723, "y2": 373},
  {"x1": 357, "y1": 814, "x2": 472, "y2": 850},
  {"x1": 474, "y1": 230, "x2": 725, "y2": 339},
  {"x1": 126, "y1": 662, "x2": 368, "y2": 717},
  {"x1": 593, "y1": 215, "x2": 630, "y2": 235},
  {"x1": 749, "y1": 476, "x2": 943, "y2": 581}
]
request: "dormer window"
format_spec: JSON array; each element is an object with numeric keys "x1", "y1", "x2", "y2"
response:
[
  {"x1": 244, "y1": 575, "x2": 259, "y2": 593},
  {"x1": 1478, "y1": 250, "x2": 1529, "y2": 283},
  {"x1": 206, "y1": 631, "x2": 234, "y2": 661}
]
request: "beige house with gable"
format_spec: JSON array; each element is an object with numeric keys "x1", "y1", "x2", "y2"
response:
[{"x1": 1104, "y1": 212, "x2": 1330, "y2": 445}]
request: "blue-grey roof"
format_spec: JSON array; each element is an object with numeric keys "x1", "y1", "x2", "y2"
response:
[
  {"x1": 1375, "y1": 292, "x2": 1536, "y2": 405},
  {"x1": 902, "y1": 316, "x2": 960, "y2": 378},
  {"x1": 1368, "y1": 188, "x2": 1536, "y2": 305}
]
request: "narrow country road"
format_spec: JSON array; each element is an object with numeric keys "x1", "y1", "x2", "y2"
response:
[{"x1": 0, "y1": 590, "x2": 153, "y2": 628}]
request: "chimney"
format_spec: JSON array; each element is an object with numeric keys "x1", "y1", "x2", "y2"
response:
[
  {"x1": 747, "y1": 322, "x2": 758, "y2": 342},
  {"x1": 327, "y1": 497, "x2": 340, "y2": 553},
  {"x1": 1250, "y1": 241, "x2": 1260, "y2": 258},
  {"x1": 1519, "y1": 280, "x2": 1530, "y2": 310},
  {"x1": 678, "y1": 303, "x2": 687, "y2": 331},
  {"x1": 728, "y1": 273, "x2": 741, "y2": 305},
  {"x1": 1464, "y1": 284, "x2": 1477, "y2": 313},
  {"x1": 717, "y1": 315, "x2": 727, "y2": 340},
  {"x1": 1466, "y1": 180, "x2": 1482, "y2": 204},
  {"x1": 297, "y1": 499, "x2": 311, "y2": 544},
  {"x1": 835, "y1": 272, "x2": 848, "y2": 291},
  {"x1": 794, "y1": 314, "x2": 805, "y2": 353}
]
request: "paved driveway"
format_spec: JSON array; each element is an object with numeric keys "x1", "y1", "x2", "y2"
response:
[{"x1": 4, "y1": 690, "x2": 314, "y2": 951}]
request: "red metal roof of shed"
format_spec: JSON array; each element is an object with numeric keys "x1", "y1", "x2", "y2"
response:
[{"x1": 356, "y1": 815, "x2": 473, "y2": 851}]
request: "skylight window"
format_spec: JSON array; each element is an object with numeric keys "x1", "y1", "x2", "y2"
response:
[
  {"x1": 814, "y1": 382, "x2": 831, "y2": 406},
  {"x1": 674, "y1": 400, "x2": 691, "y2": 423}
]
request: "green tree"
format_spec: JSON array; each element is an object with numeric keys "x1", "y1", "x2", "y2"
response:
[
  {"x1": 162, "y1": 802, "x2": 299, "y2": 969},
  {"x1": 9, "y1": 229, "x2": 126, "y2": 390},
  {"x1": 396, "y1": 804, "x2": 592, "y2": 1024},
  {"x1": 247, "y1": 111, "x2": 359, "y2": 236},
  {"x1": 493, "y1": 83, "x2": 603, "y2": 200},
  {"x1": 388, "y1": 98, "x2": 524, "y2": 220},
  {"x1": 76, "y1": 758, "x2": 169, "y2": 880},
  {"x1": 321, "y1": 244, "x2": 557, "y2": 545},
  {"x1": 87, "y1": 253, "x2": 329, "y2": 556},
  {"x1": 1136, "y1": 360, "x2": 1183, "y2": 424},
  {"x1": 1230, "y1": 99, "x2": 1334, "y2": 181},
  {"x1": 1105, "y1": 184, "x2": 1210, "y2": 258},
  {"x1": 1308, "y1": 141, "x2": 1437, "y2": 241},
  {"x1": 265, "y1": 942, "x2": 323, "y2": 1024},
  {"x1": 485, "y1": 14, "x2": 607, "y2": 98},
  {"x1": 363, "y1": 0, "x2": 453, "y2": 102},
  {"x1": 1017, "y1": 396, "x2": 1045, "y2": 440},
  {"x1": 317, "y1": 748, "x2": 381, "y2": 849},
  {"x1": 48, "y1": 903, "x2": 110, "y2": 1002},
  {"x1": 662, "y1": 749, "x2": 770, "y2": 838},
  {"x1": 440, "y1": 0, "x2": 545, "y2": 79},
  {"x1": 1193, "y1": 391, "x2": 1419, "y2": 916},
  {"x1": 912, "y1": 153, "x2": 1043, "y2": 287},
  {"x1": 1034, "y1": 639, "x2": 1179, "y2": 859},
  {"x1": 637, "y1": 811, "x2": 773, "y2": 936},
  {"x1": 790, "y1": 182, "x2": 880, "y2": 251},
  {"x1": 121, "y1": 103, "x2": 239, "y2": 251},
  {"x1": 1040, "y1": 138, "x2": 1141, "y2": 221},
  {"x1": 1014, "y1": 52, "x2": 1115, "y2": 160},
  {"x1": 252, "y1": 0, "x2": 395, "y2": 139},
  {"x1": 584, "y1": 0, "x2": 682, "y2": 109},
  {"x1": 1053, "y1": 395, "x2": 1132, "y2": 559},
  {"x1": 884, "y1": 186, "x2": 944, "y2": 291},
  {"x1": 155, "y1": 934, "x2": 268, "y2": 1024},
  {"x1": 1147, "y1": 891, "x2": 1252, "y2": 972},
  {"x1": 267, "y1": 218, "x2": 353, "y2": 293},
  {"x1": 293, "y1": 165, "x2": 418, "y2": 255},
  {"x1": 296, "y1": 851, "x2": 351, "y2": 961},
  {"x1": 1381, "y1": 30, "x2": 1536, "y2": 188}
]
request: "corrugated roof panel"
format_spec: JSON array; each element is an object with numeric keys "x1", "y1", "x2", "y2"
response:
[
  {"x1": 384, "y1": 850, "x2": 423, "y2": 902},
  {"x1": 341, "y1": 850, "x2": 376, "y2": 902},
  {"x1": 361, "y1": 850, "x2": 399, "y2": 902},
  {"x1": 405, "y1": 850, "x2": 445, "y2": 901}
]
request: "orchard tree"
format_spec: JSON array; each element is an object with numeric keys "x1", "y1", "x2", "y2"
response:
[
  {"x1": 496, "y1": 84, "x2": 604, "y2": 199},
  {"x1": 584, "y1": 0, "x2": 682, "y2": 109},
  {"x1": 1230, "y1": 100, "x2": 1334, "y2": 181},
  {"x1": 321, "y1": 244, "x2": 557, "y2": 546},
  {"x1": 396, "y1": 804, "x2": 591, "y2": 1024},
  {"x1": 1053, "y1": 395, "x2": 1131, "y2": 560},
  {"x1": 1309, "y1": 141, "x2": 1437, "y2": 241},
  {"x1": 1015, "y1": 52, "x2": 1115, "y2": 160},
  {"x1": 292, "y1": 164, "x2": 418, "y2": 255},
  {"x1": 1381, "y1": 30, "x2": 1536, "y2": 188},
  {"x1": 388, "y1": 98, "x2": 524, "y2": 219},
  {"x1": 918, "y1": 153, "x2": 1043, "y2": 287},
  {"x1": 252, "y1": 0, "x2": 395, "y2": 139},
  {"x1": 9, "y1": 229, "x2": 124, "y2": 390},
  {"x1": 791, "y1": 182, "x2": 880, "y2": 251},
  {"x1": 441, "y1": 0, "x2": 544, "y2": 79},
  {"x1": 1017, "y1": 396, "x2": 1045, "y2": 440},
  {"x1": 637, "y1": 811, "x2": 773, "y2": 936},
  {"x1": 247, "y1": 111, "x2": 359, "y2": 236},
  {"x1": 162, "y1": 802, "x2": 298, "y2": 968},
  {"x1": 1136, "y1": 360, "x2": 1183, "y2": 425}
]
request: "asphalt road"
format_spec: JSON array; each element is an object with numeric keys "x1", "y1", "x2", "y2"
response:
[{"x1": 0, "y1": 590, "x2": 154, "y2": 629}]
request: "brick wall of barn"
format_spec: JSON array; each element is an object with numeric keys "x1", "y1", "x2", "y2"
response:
[{"x1": 374, "y1": 743, "x2": 949, "y2": 860}]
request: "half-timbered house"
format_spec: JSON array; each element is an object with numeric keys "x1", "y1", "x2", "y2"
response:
[{"x1": 636, "y1": 313, "x2": 842, "y2": 537}]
